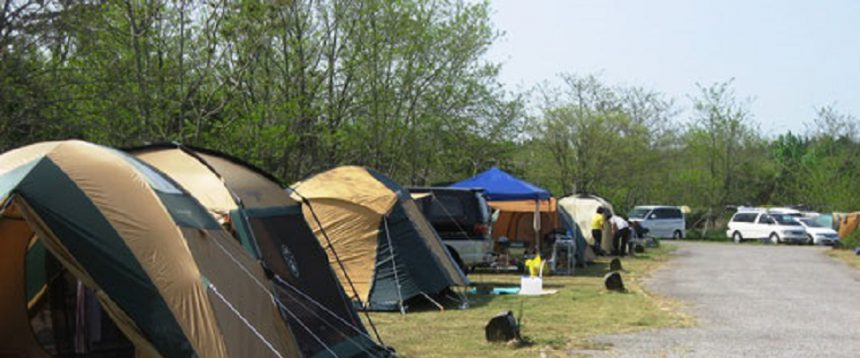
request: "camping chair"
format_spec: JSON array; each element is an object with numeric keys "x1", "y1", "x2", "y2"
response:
[{"x1": 548, "y1": 233, "x2": 576, "y2": 275}]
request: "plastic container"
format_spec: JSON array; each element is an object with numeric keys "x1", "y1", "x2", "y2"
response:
[{"x1": 519, "y1": 276, "x2": 543, "y2": 295}]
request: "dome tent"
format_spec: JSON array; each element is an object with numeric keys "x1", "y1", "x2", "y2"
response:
[
  {"x1": 290, "y1": 166, "x2": 469, "y2": 312},
  {"x1": 558, "y1": 193, "x2": 616, "y2": 255},
  {"x1": 129, "y1": 143, "x2": 389, "y2": 357},
  {"x1": 0, "y1": 141, "x2": 299, "y2": 357}
]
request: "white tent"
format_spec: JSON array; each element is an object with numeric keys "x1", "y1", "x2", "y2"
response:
[{"x1": 558, "y1": 194, "x2": 615, "y2": 255}]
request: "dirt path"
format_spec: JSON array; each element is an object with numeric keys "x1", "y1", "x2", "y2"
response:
[{"x1": 577, "y1": 241, "x2": 860, "y2": 357}]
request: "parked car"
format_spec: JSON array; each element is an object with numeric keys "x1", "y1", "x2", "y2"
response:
[
  {"x1": 628, "y1": 205, "x2": 686, "y2": 239},
  {"x1": 408, "y1": 187, "x2": 494, "y2": 273},
  {"x1": 795, "y1": 217, "x2": 840, "y2": 246},
  {"x1": 726, "y1": 211, "x2": 808, "y2": 244}
]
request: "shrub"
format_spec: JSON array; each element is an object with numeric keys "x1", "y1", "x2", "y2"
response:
[{"x1": 841, "y1": 229, "x2": 860, "y2": 250}]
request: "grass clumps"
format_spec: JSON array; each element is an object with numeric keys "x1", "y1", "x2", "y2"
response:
[{"x1": 364, "y1": 244, "x2": 690, "y2": 357}]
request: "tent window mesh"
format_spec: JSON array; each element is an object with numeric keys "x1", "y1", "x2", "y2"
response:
[{"x1": 26, "y1": 247, "x2": 134, "y2": 357}]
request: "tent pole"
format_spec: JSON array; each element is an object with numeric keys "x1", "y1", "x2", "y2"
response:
[
  {"x1": 420, "y1": 292, "x2": 444, "y2": 311},
  {"x1": 288, "y1": 188, "x2": 386, "y2": 344},
  {"x1": 383, "y1": 217, "x2": 407, "y2": 315},
  {"x1": 534, "y1": 199, "x2": 541, "y2": 258}
]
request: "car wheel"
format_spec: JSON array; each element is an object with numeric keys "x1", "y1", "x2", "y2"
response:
[
  {"x1": 769, "y1": 233, "x2": 780, "y2": 245},
  {"x1": 672, "y1": 230, "x2": 683, "y2": 240},
  {"x1": 732, "y1": 231, "x2": 742, "y2": 244}
]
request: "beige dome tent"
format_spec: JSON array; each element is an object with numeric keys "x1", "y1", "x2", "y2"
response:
[
  {"x1": 558, "y1": 194, "x2": 615, "y2": 256},
  {"x1": 130, "y1": 144, "x2": 389, "y2": 357},
  {"x1": 0, "y1": 141, "x2": 300, "y2": 357},
  {"x1": 290, "y1": 166, "x2": 469, "y2": 312}
]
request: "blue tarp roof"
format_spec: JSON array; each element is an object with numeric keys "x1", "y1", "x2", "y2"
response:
[{"x1": 450, "y1": 167, "x2": 551, "y2": 201}]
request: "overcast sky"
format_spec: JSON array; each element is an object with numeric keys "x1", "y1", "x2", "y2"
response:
[{"x1": 484, "y1": 0, "x2": 860, "y2": 135}]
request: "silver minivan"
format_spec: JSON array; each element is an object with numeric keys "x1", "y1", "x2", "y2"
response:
[{"x1": 628, "y1": 205, "x2": 686, "y2": 239}]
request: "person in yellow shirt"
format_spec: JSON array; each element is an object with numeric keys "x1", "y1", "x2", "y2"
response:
[{"x1": 591, "y1": 207, "x2": 607, "y2": 255}]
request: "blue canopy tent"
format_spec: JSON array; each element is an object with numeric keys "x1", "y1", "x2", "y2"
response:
[
  {"x1": 451, "y1": 167, "x2": 557, "y2": 255},
  {"x1": 450, "y1": 167, "x2": 550, "y2": 201}
]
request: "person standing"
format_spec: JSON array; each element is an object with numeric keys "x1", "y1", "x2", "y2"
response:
[
  {"x1": 609, "y1": 214, "x2": 631, "y2": 256},
  {"x1": 591, "y1": 207, "x2": 606, "y2": 255}
]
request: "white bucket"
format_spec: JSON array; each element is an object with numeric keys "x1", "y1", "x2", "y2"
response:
[{"x1": 519, "y1": 276, "x2": 543, "y2": 295}]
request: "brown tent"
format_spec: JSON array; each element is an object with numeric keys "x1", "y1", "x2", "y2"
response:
[
  {"x1": 0, "y1": 141, "x2": 300, "y2": 357},
  {"x1": 130, "y1": 144, "x2": 389, "y2": 356},
  {"x1": 291, "y1": 166, "x2": 469, "y2": 312}
]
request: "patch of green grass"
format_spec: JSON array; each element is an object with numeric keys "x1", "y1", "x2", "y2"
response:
[
  {"x1": 682, "y1": 231, "x2": 769, "y2": 245},
  {"x1": 827, "y1": 248, "x2": 860, "y2": 270},
  {"x1": 684, "y1": 229, "x2": 730, "y2": 242},
  {"x1": 364, "y1": 244, "x2": 691, "y2": 357}
]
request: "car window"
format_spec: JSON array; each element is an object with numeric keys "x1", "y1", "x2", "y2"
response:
[
  {"x1": 770, "y1": 213, "x2": 802, "y2": 226},
  {"x1": 800, "y1": 218, "x2": 825, "y2": 228},
  {"x1": 429, "y1": 195, "x2": 466, "y2": 220},
  {"x1": 758, "y1": 215, "x2": 776, "y2": 224},
  {"x1": 655, "y1": 208, "x2": 682, "y2": 219},
  {"x1": 474, "y1": 192, "x2": 490, "y2": 222},
  {"x1": 732, "y1": 213, "x2": 756, "y2": 223},
  {"x1": 815, "y1": 214, "x2": 833, "y2": 228},
  {"x1": 629, "y1": 208, "x2": 650, "y2": 219}
]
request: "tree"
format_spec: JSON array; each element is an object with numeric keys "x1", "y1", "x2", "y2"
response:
[
  {"x1": 528, "y1": 74, "x2": 674, "y2": 212},
  {"x1": 680, "y1": 80, "x2": 769, "y2": 210}
]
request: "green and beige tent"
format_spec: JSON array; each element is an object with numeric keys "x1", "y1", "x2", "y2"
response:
[
  {"x1": 0, "y1": 140, "x2": 300, "y2": 357},
  {"x1": 558, "y1": 193, "x2": 615, "y2": 257},
  {"x1": 130, "y1": 143, "x2": 388, "y2": 357},
  {"x1": 290, "y1": 166, "x2": 469, "y2": 312}
]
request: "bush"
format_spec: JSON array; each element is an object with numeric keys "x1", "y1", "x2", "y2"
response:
[{"x1": 841, "y1": 229, "x2": 860, "y2": 250}]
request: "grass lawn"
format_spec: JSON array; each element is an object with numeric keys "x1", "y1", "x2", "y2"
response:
[
  {"x1": 826, "y1": 248, "x2": 860, "y2": 270},
  {"x1": 364, "y1": 244, "x2": 691, "y2": 357}
]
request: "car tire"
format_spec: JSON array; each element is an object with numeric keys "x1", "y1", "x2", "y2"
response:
[
  {"x1": 769, "y1": 233, "x2": 780, "y2": 245},
  {"x1": 672, "y1": 230, "x2": 683, "y2": 240},
  {"x1": 732, "y1": 231, "x2": 742, "y2": 244}
]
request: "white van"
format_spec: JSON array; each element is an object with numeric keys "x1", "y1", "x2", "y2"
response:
[
  {"x1": 628, "y1": 205, "x2": 686, "y2": 239},
  {"x1": 726, "y1": 211, "x2": 808, "y2": 244}
]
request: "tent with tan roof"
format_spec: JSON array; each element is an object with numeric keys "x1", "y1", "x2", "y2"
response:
[
  {"x1": 0, "y1": 140, "x2": 302, "y2": 357},
  {"x1": 129, "y1": 143, "x2": 389, "y2": 357},
  {"x1": 290, "y1": 166, "x2": 469, "y2": 312},
  {"x1": 558, "y1": 193, "x2": 615, "y2": 255}
]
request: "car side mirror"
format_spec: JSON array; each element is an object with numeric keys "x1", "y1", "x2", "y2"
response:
[{"x1": 649, "y1": 214, "x2": 657, "y2": 219}]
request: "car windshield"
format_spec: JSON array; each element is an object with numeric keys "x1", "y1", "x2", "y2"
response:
[
  {"x1": 628, "y1": 208, "x2": 650, "y2": 219},
  {"x1": 800, "y1": 218, "x2": 825, "y2": 228},
  {"x1": 771, "y1": 214, "x2": 801, "y2": 226}
]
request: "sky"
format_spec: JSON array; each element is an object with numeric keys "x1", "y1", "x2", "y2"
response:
[{"x1": 484, "y1": 0, "x2": 860, "y2": 135}]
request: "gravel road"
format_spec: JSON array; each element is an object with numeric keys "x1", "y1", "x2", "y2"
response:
[{"x1": 578, "y1": 241, "x2": 860, "y2": 357}]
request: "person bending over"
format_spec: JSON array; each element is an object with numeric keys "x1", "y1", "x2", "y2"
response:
[{"x1": 609, "y1": 214, "x2": 631, "y2": 256}]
